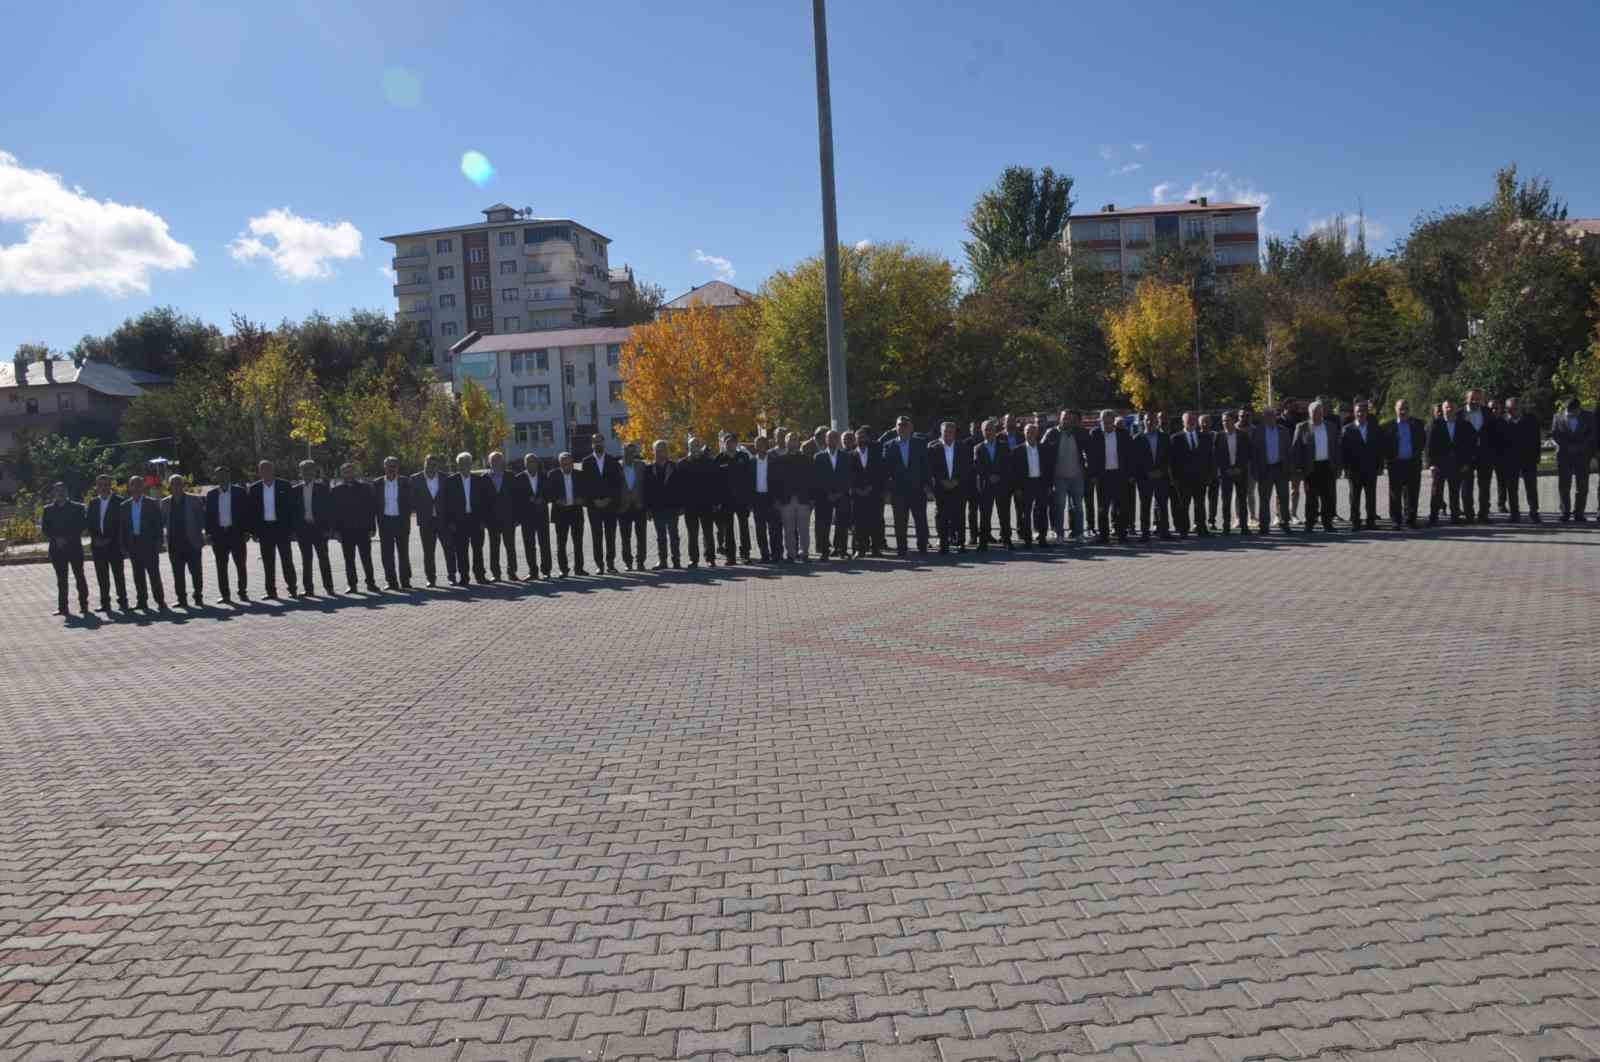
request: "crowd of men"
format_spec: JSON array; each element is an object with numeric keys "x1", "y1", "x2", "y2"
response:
[{"x1": 34, "y1": 390, "x2": 1600, "y2": 618}]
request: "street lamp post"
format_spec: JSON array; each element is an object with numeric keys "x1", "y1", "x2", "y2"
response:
[{"x1": 812, "y1": 0, "x2": 849, "y2": 431}]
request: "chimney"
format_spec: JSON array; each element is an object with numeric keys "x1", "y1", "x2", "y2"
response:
[
  {"x1": 42, "y1": 358, "x2": 54, "y2": 382},
  {"x1": 1200, "y1": 196, "x2": 1208, "y2": 207},
  {"x1": 1101, "y1": 203, "x2": 1116, "y2": 213}
]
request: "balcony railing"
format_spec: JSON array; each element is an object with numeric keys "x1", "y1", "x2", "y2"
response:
[
  {"x1": 393, "y1": 282, "x2": 430, "y2": 296},
  {"x1": 400, "y1": 306, "x2": 433, "y2": 317},
  {"x1": 392, "y1": 253, "x2": 429, "y2": 269}
]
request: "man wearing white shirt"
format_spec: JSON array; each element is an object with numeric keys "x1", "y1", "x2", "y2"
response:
[
  {"x1": 747, "y1": 434, "x2": 783, "y2": 562},
  {"x1": 1250, "y1": 406, "x2": 1294, "y2": 533},
  {"x1": 1340, "y1": 401, "x2": 1382, "y2": 532},
  {"x1": 87, "y1": 473, "x2": 128, "y2": 612},
  {"x1": 1213, "y1": 412, "x2": 1251, "y2": 534},
  {"x1": 249, "y1": 459, "x2": 298, "y2": 599},
  {"x1": 543, "y1": 451, "x2": 587, "y2": 575},
  {"x1": 373, "y1": 456, "x2": 413, "y2": 590},
  {"x1": 204, "y1": 465, "x2": 250, "y2": 602},
  {"x1": 1292, "y1": 401, "x2": 1342, "y2": 532},
  {"x1": 409, "y1": 453, "x2": 453, "y2": 587},
  {"x1": 445, "y1": 451, "x2": 488, "y2": 584},
  {"x1": 519, "y1": 453, "x2": 553, "y2": 579},
  {"x1": 292, "y1": 459, "x2": 337, "y2": 596},
  {"x1": 1088, "y1": 409, "x2": 1131, "y2": 543}
]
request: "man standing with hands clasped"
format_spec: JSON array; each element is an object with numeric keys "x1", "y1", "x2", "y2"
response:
[
  {"x1": 86, "y1": 473, "x2": 127, "y2": 612},
  {"x1": 42, "y1": 481, "x2": 89, "y2": 617},
  {"x1": 374, "y1": 456, "x2": 413, "y2": 590}
]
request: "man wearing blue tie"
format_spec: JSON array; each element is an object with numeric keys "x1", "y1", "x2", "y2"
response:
[
  {"x1": 1385, "y1": 399, "x2": 1425, "y2": 529},
  {"x1": 883, "y1": 415, "x2": 931, "y2": 555}
]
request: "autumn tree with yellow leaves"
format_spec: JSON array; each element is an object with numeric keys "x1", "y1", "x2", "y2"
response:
[
  {"x1": 1103, "y1": 278, "x2": 1196, "y2": 412},
  {"x1": 617, "y1": 305, "x2": 769, "y2": 452}
]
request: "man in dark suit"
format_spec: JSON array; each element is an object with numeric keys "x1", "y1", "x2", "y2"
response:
[
  {"x1": 331, "y1": 463, "x2": 379, "y2": 593},
  {"x1": 748, "y1": 433, "x2": 784, "y2": 561},
  {"x1": 249, "y1": 459, "x2": 298, "y2": 599},
  {"x1": 204, "y1": 465, "x2": 250, "y2": 602},
  {"x1": 1501, "y1": 397, "x2": 1542, "y2": 523},
  {"x1": 41, "y1": 481, "x2": 89, "y2": 616},
  {"x1": 544, "y1": 451, "x2": 587, "y2": 575},
  {"x1": 1010, "y1": 422, "x2": 1053, "y2": 547},
  {"x1": 1459, "y1": 388, "x2": 1495, "y2": 523},
  {"x1": 1169, "y1": 412, "x2": 1213, "y2": 537},
  {"x1": 715, "y1": 432, "x2": 752, "y2": 563},
  {"x1": 1340, "y1": 400, "x2": 1383, "y2": 532},
  {"x1": 814, "y1": 429, "x2": 852, "y2": 560},
  {"x1": 845, "y1": 427, "x2": 883, "y2": 557},
  {"x1": 645, "y1": 440, "x2": 682, "y2": 569},
  {"x1": 582, "y1": 433, "x2": 622, "y2": 573},
  {"x1": 443, "y1": 451, "x2": 488, "y2": 583},
  {"x1": 1552, "y1": 397, "x2": 1595, "y2": 522},
  {"x1": 970, "y1": 419, "x2": 1011, "y2": 550},
  {"x1": 616, "y1": 442, "x2": 649, "y2": 571},
  {"x1": 962, "y1": 420, "x2": 983, "y2": 546},
  {"x1": 680, "y1": 436, "x2": 723, "y2": 567},
  {"x1": 481, "y1": 451, "x2": 520, "y2": 580},
  {"x1": 1213, "y1": 411, "x2": 1252, "y2": 534},
  {"x1": 410, "y1": 453, "x2": 454, "y2": 587},
  {"x1": 293, "y1": 459, "x2": 337, "y2": 596},
  {"x1": 119, "y1": 474, "x2": 167, "y2": 610},
  {"x1": 1087, "y1": 409, "x2": 1132, "y2": 543},
  {"x1": 517, "y1": 454, "x2": 552, "y2": 578},
  {"x1": 1427, "y1": 399, "x2": 1469, "y2": 526},
  {"x1": 1132, "y1": 412, "x2": 1172, "y2": 541},
  {"x1": 1293, "y1": 401, "x2": 1342, "y2": 532},
  {"x1": 160, "y1": 474, "x2": 206, "y2": 607},
  {"x1": 1384, "y1": 399, "x2": 1426, "y2": 529},
  {"x1": 85, "y1": 473, "x2": 127, "y2": 612},
  {"x1": 1250, "y1": 405, "x2": 1293, "y2": 533},
  {"x1": 882, "y1": 416, "x2": 931, "y2": 555},
  {"x1": 928, "y1": 421, "x2": 971, "y2": 554},
  {"x1": 372, "y1": 456, "x2": 413, "y2": 590}
]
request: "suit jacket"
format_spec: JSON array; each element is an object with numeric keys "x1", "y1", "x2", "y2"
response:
[
  {"x1": 1292, "y1": 420, "x2": 1343, "y2": 475},
  {"x1": 644, "y1": 461, "x2": 682, "y2": 512},
  {"x1": 1340, "y1": 420, "x2": 1383, "y2": 478},
  {"x1": 369, "y1": 475, "x2": 415, "y2": 523},
  {"x1": 1132, "y1": 429, "x2": 1171, "y2": 482},
  {"x1": 480, "y1": 471, "x2": 521, "y2": 528},
  {"x1": 1461, "y1": 406, "x2": 1497, "y2": 460},
  {"x1": 1504, "y1": 414, "x2": 1542, "y2": 469},
  {"x1": 1551, "y1": 410, "x2": 1596, "y2": 459},
  {"x1": 716, "y1": 449, "x2": 752, "y2": 508},
  {"x1": 1213, "y1": 430, "x2": 1251, "y2": 479},
  {"x1": 881, "y1": 434, "x2": 930, "y2": 497},
  {"x1": 1383, "y1": 417, "x2": 1427, "y2": 465},
  {"x1": 776, "y1": 451, "x2": 817, "y2": 504},
  {"x1": 517, "y1": 469, "x2": 549, "y2": 523},
  {"x1": 814, "y1": 448, "x2": 852, "y2": 501},
  {"x1": 1170, "y1": 429, "x2": 1214, "y2": 485},
  {"x1": 248, "y1": 479, "x2": 297, "y2": 536},
  {"x1": 292, "y1": 479, "x2": 336, "y2": 535},
  {"x1": 927, "y1": 440, "x2": 971, "y2": 492},
  {"x1": 616, "y1": 461, "x2": 648, "y2": 513},
  {"x1": 745, "y1": 453, "x2": 785, "y2": 505},
  {"x1": 159, "y1": 493, "x2": 205, "y2": 551},
  {"x1": 85, "y1": 494, "x2": 124, "y2": 554},
  {"x1": 205, "y1": 484, "x2": 250, "y2": 536},
  {"x1": 971, "y1": 437, "x2": 1011, "y2": 494},
  {"x1": 409, "y1": 471, "x2": 450, "y2": 529},
  {"x1": 441, "y1": 471, "x2": 488, "y2": 524},
  {"x1": 1249, "y1": 423, "x2": 1294, "y2": 480},
  {"x1": 1425, "y1": 417, "x2": 1469, "y2": 471},
  {"x1": 119, "y1": 495, "x2": 165, "y2": 558},
  {"x1": 41, "y1": 500, "x2": 87, "y2": 560},
  {"x1": 331, "y1": 480, "x2": 377, "y2": 536},
  {"x1": 543, "y1": 468, "x2": 586, "y2": 510},
  {"x1": 581, "y1": 452, "x2": 622, "y2": 509},
  {"x1": 847, "y1": 445, "x2": 883, "y2": 498},
  {"x1": 1009, "y1": 441, "x2": 1053, "y2": 485},
  {"x1": 1087, "y1": 427, "x2": 1132, "y2": 478}
]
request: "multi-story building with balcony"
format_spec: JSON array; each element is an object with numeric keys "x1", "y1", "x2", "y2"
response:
[
  {"x1": 448, "y1": 325, "x2": 634, "y2": 464},
  {"x1": 1063, "y1": 197, "x2": 1261, "y2": 282},
  {"x1": 382, "y1": 204, "x2": 616, "y2": 372}
]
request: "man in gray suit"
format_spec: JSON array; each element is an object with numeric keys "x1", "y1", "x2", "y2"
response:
[
  {"x1": 119, "y1": 474, "x2": 167, "y2": 611},
  {"x1": 1552, "y1": 397, "x2": 1596, "y2": 522},
  {"x1": 160, "y1": 474, "x2": 207, "y2": 607},
  {"x1": 616, "y1": 442, "x2": 649, "y2": 570},
  {"x1": 1250, "y1": 404, "x2": 1293, "y2": 533}
]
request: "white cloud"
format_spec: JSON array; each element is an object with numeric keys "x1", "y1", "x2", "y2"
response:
[
  {"x1": 1152, "y1": 182, "x2": 1174, "y2": 204},
  {"x1": 1098, "y1": 144, "x2": 1115, "y2": 161},
  {"x1": 853, "y1": 239, "x2": 873, "y2": 251},
  {"x1": 228, "y1": 208, "x2": 362, "y2": 280},
  {"x1": 694, "y1": 249, "x2": 735, "y2": 282},
  {"x1": 379, "y1": 265, "x2": 397, "y2": 283},
  {"x1": 0, "y1": 150, "x2": 196, "y2": 296},
  {"x1": 1112, "y1": 162, "x2": 1143, "y2": 176},
  {"x1": 1132, "y1": 142, "x2": 1149, "y2": 154},
  {"x1": 1151, "y1": 171, "x2": 1271, "y2": 216}
]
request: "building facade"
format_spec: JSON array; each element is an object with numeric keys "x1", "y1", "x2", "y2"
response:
[
  {"x1": 1, "y1": 359, "x2": 171, "y2": 493},
  {"x1": 1063, "y1": 198, "x2": 1261, "y2": 281},
  {"x1": 382, "y1": 204, "x2": 616, "y2": 371},
  {"x1": 449, "y1": 326, "x2": 634, "y2": 463},
  {"x1": 660, "y1": 280, "x2": 756, "y2": 315}
]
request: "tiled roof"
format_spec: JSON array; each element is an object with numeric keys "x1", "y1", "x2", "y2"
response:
[
  {"x1": 662, "y1": 280, "x2": 756, "y2": 310},
  {"x1": 1069, "y1": 202, "x2": 1263, "y2": 220},
  {"x1": 0, "y1": 359, "x2": 167, "y2": 397},
  {"x1": 450, "y1": 326, "x2": 636, "y2": 355}
]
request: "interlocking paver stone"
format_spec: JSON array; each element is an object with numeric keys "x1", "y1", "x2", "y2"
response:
[{"x1": 2, "y1": 494, "x2": 1598, "y2": 1062}]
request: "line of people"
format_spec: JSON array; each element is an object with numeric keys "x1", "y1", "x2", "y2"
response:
[{"x1": 34, "y1": 391, "x2": 1598, "y2": 617}]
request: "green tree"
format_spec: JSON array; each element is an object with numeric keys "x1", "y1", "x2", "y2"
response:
[
  {"x1": 610, "y1": 280, "x2": 667, "y2": 326},
  {"x1": 22, "y1": 434, "x2": 113, "y2": 495},
  {"x1": 963, "y1": 166, "x2": 1074, "y2": 291},
  {"x1": 1103, "y1": 278, "x2": 1196, "y2": 412},
  {"x1": 456, "y1": 378, "x2": 510, "y2": 459},
  {"x1": 71, "y1": 307, "x2": 222, "y2": 377}
]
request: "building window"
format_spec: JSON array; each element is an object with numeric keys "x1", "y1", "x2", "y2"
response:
[
  {"x1": 436, "y1": 238, "x2": 453, "y2": 253},
  {"x1": 568, "y1": 402, "x2": 580, "y2": 422},
  {"x1": 513, "y1": 385, "x2": 551, "y2": 409},
  {"x1": 510, "y1": 352, "x2": 524, "y2": 374},
  {"x1": 472, "y1": 304, "x2": 490, "y2": 320},
  {"x1": 563, "y1": 364, "x2": 575, "y2": 387},
  {"x1": 1099, "y1": 222, "x2": 1118, "y2": 240},
  {"x1": 1185, "y1": 217, "x2": 1208, "y2": 239},
  {"x1": 439, "y1": 293, "x2": 455, "y2": 308},
  {"x1": 605, "y1": 343, "x2": 621, "y2": 366},
  {"x1": 608, "y1": 381, "x2": 624, "y2": 402},
  {"x1": 501, "y1": 287, "x2": 520, "y2": 302},
  {"x1": 471, "y1": 275, "x2": 489, "y2": 291},
  {"x1": 406, "y1": 271, "x2": 427, "y2": 285},
  {"x1": 498, "y1": 231, "x2": 516, "y2": 247},
  {"x1": 586, "y1": 362, "x2": 596, "y2": 385},
  {"x1": 468, "y1": 247, "x2": 486, "y2": 264},
  {"x1": 1100, "y1": 252, "x2": 1121, "y2": 271},
  {"x1": 515, "y1": 423, "x2": 531, "y2": 445},
  {"x1": 25, "y1": 397, "x2": 39, "y2": 414},
  {"x1": 437, "y1": 266, "x2": 455, "y2": 280},
  {"x1": 503, "y1": 316, "x2": 521, "y2": 331},
  {"x1": 499, "y1": 259, "x2": 518, "y2": 274},
  {"x1": 1124, "y1": 222, "x2": 1148, "y2": 243},
  {"x1": 532, "y1": 421, "x2": 555, "y2": 444},
  {"x1": 525, "y1": 225, "x2": 572, "y2": 245},
  {"x1": 527, "y1": 261, "x2": 550, "y2": 274},
  {"x1": 534, "y1": 350, "x2": 549, "y2": 371},
  {"x1": 58, "y1": 393, "x2": 75, "y2": 411},
  {"x1": 441, "y1": 321, "x2": 459, "y2": 337}
]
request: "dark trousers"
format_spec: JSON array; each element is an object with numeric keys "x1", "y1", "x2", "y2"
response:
[
  {"x1": 686, "y1": 507, "x2": 716, "y2": 564},
  {"x1": 815, "y1": 496, "x2": 848, "y2": 557},
  {"x1": 1097, "y1": 471, "x2": 1132, "y2": 537},
  {"x1": 257, "y1": 528, "x2": 297, "y2": 595},
  {"x1": 1083, "y1": 477, "x2": 1098, "y2": 531},
  {"x1": 1011, "y1": 487, "x2": 1030, "y2": 544},
  {"x1": 378, "y1": 516, "x2": 412, "y2": 587},
  {"x1": 1305, "y1": 462, "x2": 1336, "y2": 529},
  {"x1": 418, "y1": 519, "x2": 453, "y2": 584},
  {"x1": 752, "y1": 495, "x2": 782, "y2": 559},
  {"x1": 553, "y1": 506, "x2": 585, "y2": 572},
  {"x1": 91, "y1": 545, "x2": 127, "y2": 608},
  {"x1": 452, "y1": 515, "x2": 485, "y2": 581},
  {"x1": 1462, "y1": 460, "x2": 1495, "y2": 519},
  {"x1": 652, "y1": 511, "x2": 681, "y2": 565},
  {"x1": 1206, "y1": 480, "x2": 1221, "y2": 527},
  {"x1": 1173, "y1": 482, "x2": 1208, "y2": 534},
  {"x1": 965, "y1": 489, "x2": 982, "y2": 542},
  {"x1": 486, "y1": 519, "x2": 517, "y2": 578},
  {"x1": 1504, "y1": 465, "x2": 1538, "y2": 515},
  {"x1": 211, "y1": 527, "x2": 248, "y2": 597},
  {"x1": 128, "y1": 548, "x2": 165, "y2": 607},
  {"x1": 619, "y1": 510, "x2": 647, "y2": 566},
  {"x1": 1136, "y1": 477, "x2": 1170, "y2": 535},
  {"x1": 587, "y1": 508, "x2": 617, "y2": 569},
  {"x1": 1347, "y1": 471, "x2": 1378, "y2": 528},
  {"x1": 1388, "y1": 460, "x2": 1421, "y2": 525},
  {"x1": 168, "y1": 544, "x2": 202, "y2": 602},
  {"x1": 933, "y1": 487, "x2": 964, "y2": 549},
  {"x1": 891, "y1": 491, "x2": 930, "y2": 553},
  {"x1": 850, "y1": 491, "x2": 880, "y2": 554},
  {"x1": 52, "y1": 552, "x2": 88, "y2": 611},
  {"x1": 1017, "y1": 478, "x2": 1049, "y2": 544},
  {"x1": 1256, "y1": 466, "x2": 1290, "y2": 531},
  {"x1": 1557, "y1": 454, "x2": 1591, "y2": 517},
  {"x1": 1430, "y1": 464, "x2": 1462, "y2": 521},
  {"x1": 520, "y1": 516, "x2": 552, "y2": 576},
  {"x1": 1219, "y1": 471, "x2": 1249, "y2": 531},
  {"x1": 339, "y1": 532, "x2": 375, "y2": 588},
  {"x1": 296, "y1": 528, "x2": 335, "y2": 592},
  {"x1": 975, "y1": 485, "x2": 1012, "y2": 546},
  {"x1": 717, "y1": 507, "x2": 750, "y2": 560}
]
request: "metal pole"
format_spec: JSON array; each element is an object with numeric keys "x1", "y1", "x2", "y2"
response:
[
  {"x1": 813, "y1": 0, "x2": 849, "y2": 431},
  {"x1": 1192, "y1": 276, "x2": 1203, "y2": 411}
]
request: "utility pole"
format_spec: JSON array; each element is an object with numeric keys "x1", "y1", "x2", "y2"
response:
[
  {"x1": 1191, "y1": 275, "x2": 1203, "y2": 411},
  {"x1": 813, "y1": 0, "x2": 849, "y2": 430}
]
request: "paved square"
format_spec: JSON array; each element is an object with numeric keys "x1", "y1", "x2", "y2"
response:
[{"x1": 2, "y1": 491, "x2": 1598, "y2": 1062}]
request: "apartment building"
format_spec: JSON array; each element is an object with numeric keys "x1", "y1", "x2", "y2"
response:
[
  {"x1": 382, "y1": 204, "x2": 615, "y2": 371},
  {"x1": 449, "y1": 325, "x2": 634, "y2": 464},
  {"x1": 1063, "y1": 197, "x2": 1261, "y2": 281}
]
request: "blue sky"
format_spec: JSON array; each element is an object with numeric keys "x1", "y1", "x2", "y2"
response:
[{"x1": 3, "y1": 0, "x2": 1597, "y2": 359}]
